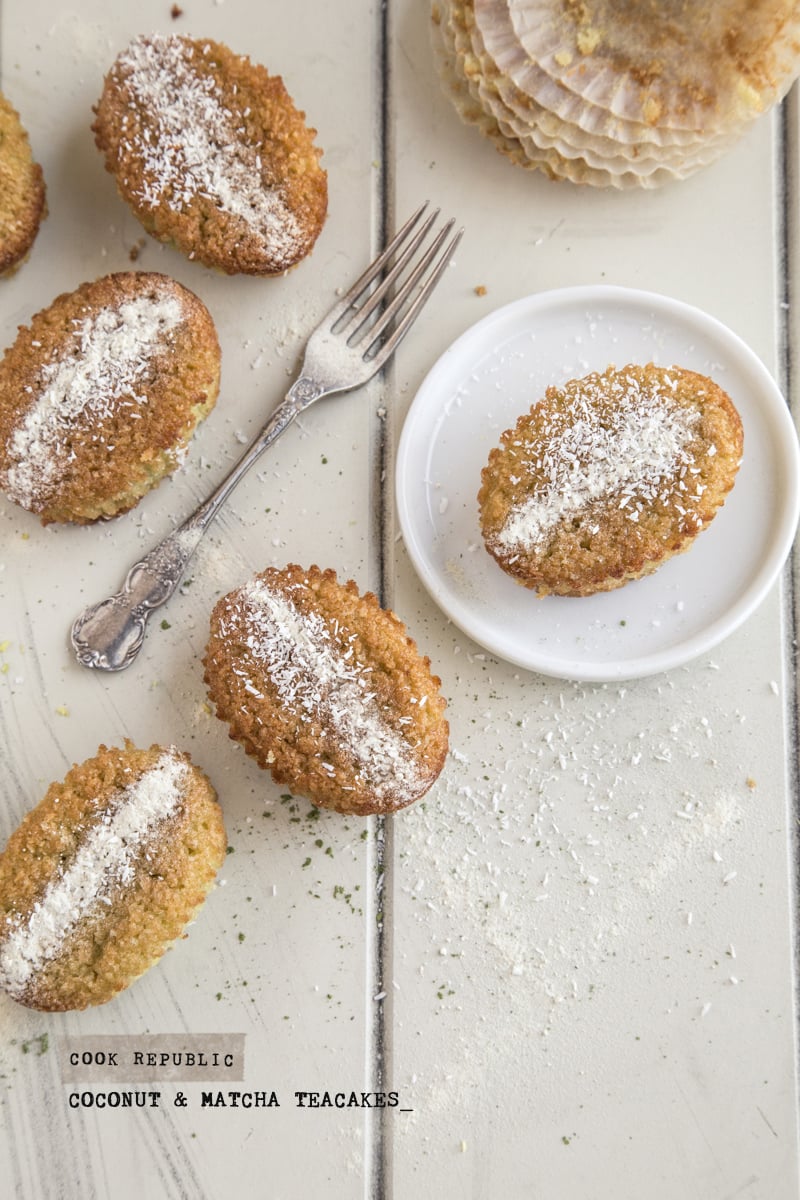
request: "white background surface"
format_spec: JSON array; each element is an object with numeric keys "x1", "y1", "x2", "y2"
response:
[{"x1": 0, "y1": 1, "x2": 798, "y2": 1198}]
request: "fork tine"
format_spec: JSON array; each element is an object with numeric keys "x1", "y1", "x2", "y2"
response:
[
  {"x1": 337, "y1": 208, "x2": 442, "y2": 340},
  {"x1": 353, "y1": 217, "x2": 456, "y2": 352},
  {"x1": 321, "y1": 202, "x2": 430, "y2": 330},
  {"x1": 363, "y1": 225, "x2": 464, "y2": 368}
]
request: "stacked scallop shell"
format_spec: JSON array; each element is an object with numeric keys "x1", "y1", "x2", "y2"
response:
[{"x1": 431, "y1": 0, "x2": 800, "y2": 188}]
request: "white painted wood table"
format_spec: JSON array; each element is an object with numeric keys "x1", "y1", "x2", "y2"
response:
[{"x1": 1, "y1": 1, "x2": 799, "y2": 1197}]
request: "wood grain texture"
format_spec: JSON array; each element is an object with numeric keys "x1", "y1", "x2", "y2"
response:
[
  {"x1": 388, "y1": 2, "x2": 800, "y2": 1198},
  {"x1": 0, "y1": 0, "x2": 798, "y2": 1197},
  {"x1": 0, "y1": 1, "x2": 384, "y2": 1196}
]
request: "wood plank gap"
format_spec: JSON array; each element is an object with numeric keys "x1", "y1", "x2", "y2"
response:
[
  {"x1": 775, "y1": 85, "x2": 800, "y2": 1134},
  {"x1": 366, "y1": 2, "x2": 395, "y2": 1198},
  {"x1": 778, "y1": 93, "x2": 795, "y2": 424}
]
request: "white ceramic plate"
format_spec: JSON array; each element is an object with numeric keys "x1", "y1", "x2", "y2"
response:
[{"x1": 395, "y1": 285, "x2": 800, "y2": 681}]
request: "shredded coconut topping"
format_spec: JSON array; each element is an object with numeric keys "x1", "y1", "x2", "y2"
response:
[
  {"x1": 496, "y1": 369, "x2": 702, "y2": 552},
  {"x1": 114, "y1": 34, "x2": 303, "y2": 260},
  {"x1": 0, "y1": 751, "x2": 189, "y2": 997},
  {"x1": 4, "y1": 292, "x2": 183, "y2": 507},
  {"x1": 225, "y1": 580, "x2": 424, "y2": 802}
]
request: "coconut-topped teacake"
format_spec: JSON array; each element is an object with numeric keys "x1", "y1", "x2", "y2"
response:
[
  {"x1": 93, "y1": 33, "x2": 328, "y2": 274},
  {"x1": 204, "y1": 565, "x2": 450, "y2": 816}
]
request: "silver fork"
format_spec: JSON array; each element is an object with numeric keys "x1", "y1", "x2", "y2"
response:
[{"x1": 70, "y1": 203, "x2": 463, "y2": 672}]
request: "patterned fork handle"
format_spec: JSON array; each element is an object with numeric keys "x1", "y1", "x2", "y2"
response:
[
  {"x1": 71, "y1": 203, "x2": 462, "y2": 672},
  {"x1": 70, "y1": 376, "x2": 323, "y2": 671}
]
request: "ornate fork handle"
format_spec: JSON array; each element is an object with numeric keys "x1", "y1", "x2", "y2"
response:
[
  {"x1": 71, "y1": 376, "x2": 325, "y2": 672},
  {"x1": 71, "y1": 206, "x2": 463, "y2": 673},
  {"x1": 71, "y1": 527, "x2": 204, "y2": 671}
]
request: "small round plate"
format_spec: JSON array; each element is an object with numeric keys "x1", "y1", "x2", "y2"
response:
[{"x1": 395, "y1": 285, "x2": 800, "y2": 681}]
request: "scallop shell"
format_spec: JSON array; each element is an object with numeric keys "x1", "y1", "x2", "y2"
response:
[
  {"x1": 463, "y1": 0, "x2": 729, "y2": 184},
  {"x1": 509, "y1": 0, "x2": 800, "y2": 133},
  {"x1": 436, "y1": 0, "x2": 587, "y2": 179},
  {"x1": 474, "y1": 0, "x2": 731, "y2": 148},
  {"x1": 432, "y1": 0, "x2": 536, "y2": 170},
  {"x1": 431, "y1": 0, "x2": 800, "y2": 188},
  {"x1": 459, "y1": 0, "x2": 732, "y2": 185},
  {"x1": 481, "y1": 29, "x2": 737, "y2": 165},
  {"x1": 444, "y1": 0, "x2": 647, "y2": 185}
]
